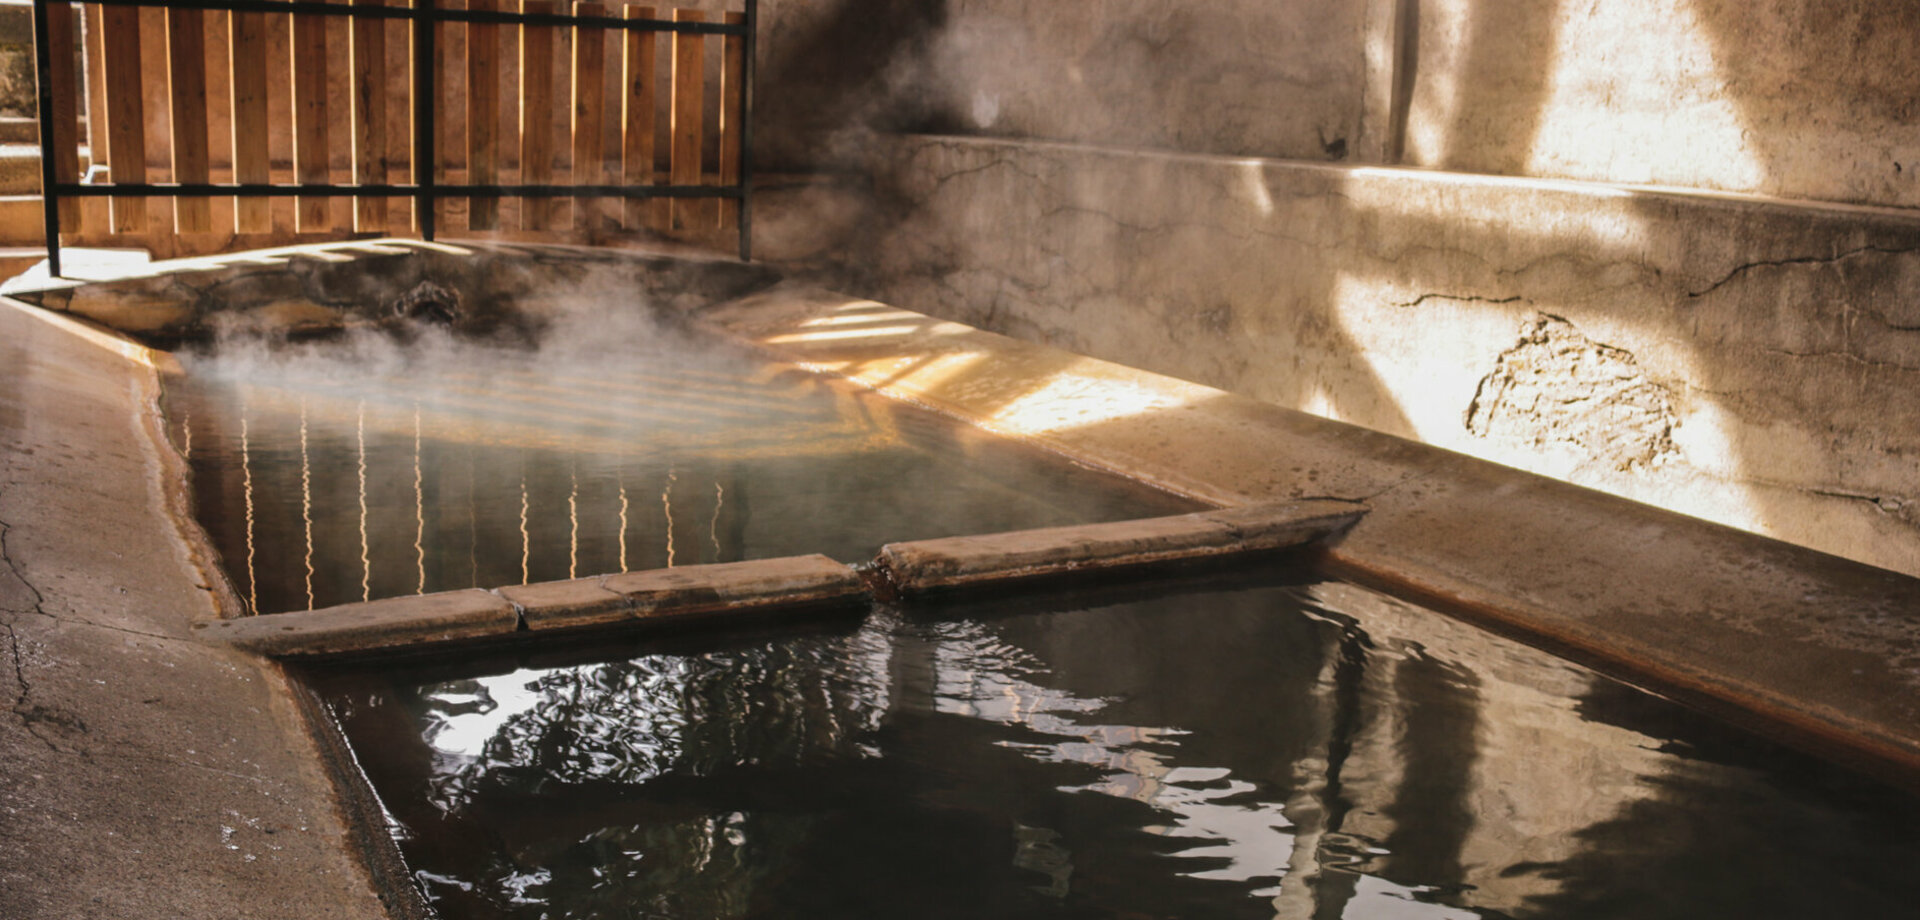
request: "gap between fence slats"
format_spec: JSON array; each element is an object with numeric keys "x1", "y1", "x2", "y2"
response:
[
  {"x1": 100, "y1": 4, "x2": 145, "y2": 232},
  {"x1": 291, "y1": 6, "x2": 330, "y2": 231},
  {"x1": 166, "y1": 7, "x2": 212, "y2": 233},
  {"x1": 228, "y1": 9, "x2": 271, "y2": 232},
  {"x1": 352, "y1": 0, "x2": 389, "y2": 231},
  {"x1": 667, "y1": 6, "x2": 700, "y2": 232},
  {"x1": 621, "y1": 3, "x2": 658, "y2": 232}
]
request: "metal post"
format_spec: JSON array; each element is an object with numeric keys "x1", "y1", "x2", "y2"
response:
[
  {"x1": 413, "y1": 0, "x2": 436, "y2": 241},
  {"x1": 737, "y1": 0, "x2": 755, "y2": 262},
  {"x1": 30, "y1": 0, "x2": 63, "y2": 277}
]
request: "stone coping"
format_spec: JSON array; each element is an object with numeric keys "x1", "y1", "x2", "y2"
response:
[
  {"x1": 696, "y1": 283, "x2": 1920, "y2": 789},
  {"x1": 875, "y1": 501, "x2": 1364, "y2": 596},
  {"x1": 197, "y1": 503, "x2": 1366, "y2": 656}
]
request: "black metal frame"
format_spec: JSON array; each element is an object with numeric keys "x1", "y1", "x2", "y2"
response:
[{"x1": 30, "y1": 0, "x2": 756, "y2": 277}]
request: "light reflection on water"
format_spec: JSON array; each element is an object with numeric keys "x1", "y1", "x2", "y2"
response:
[{"x1": 312, "y1": 577, "x2": 1920, "y2": 920}]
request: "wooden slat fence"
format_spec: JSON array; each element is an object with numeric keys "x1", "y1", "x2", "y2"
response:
[{"x1": 29, "y1": 0, "x2": 755, "y2": 276}]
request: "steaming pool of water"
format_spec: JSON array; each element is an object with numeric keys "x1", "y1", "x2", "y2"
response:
[
  {"x1": 306, "y1": 570, "x2": 1920, "y2": 920},
  {"x1": 162, "y1": 320, "x2": 1191, "y2": 614}
]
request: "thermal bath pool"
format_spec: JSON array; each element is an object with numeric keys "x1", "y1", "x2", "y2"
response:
[
  {"x1": 306, "y1": 570, "x2": 1920, "y2": 920},
  {"x1": 162, "y1": 319, "x2": 1191, "y2": 614}
]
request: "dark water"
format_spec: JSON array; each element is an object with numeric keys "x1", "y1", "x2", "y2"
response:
[
  {"x1": 163, "y1": 325, "x2": 1191, "y2": 614},
  {"x1": 309, "y1": 573, "x2": 1920, "y2": 920}
]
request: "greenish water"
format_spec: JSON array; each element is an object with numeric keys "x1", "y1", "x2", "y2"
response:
[
  {"x1": 309, "y1": 572, "x2": 1920, "y2": 920},
  {"x1": 163, "y1": 324, "x2": 1191, "y2": 614}
]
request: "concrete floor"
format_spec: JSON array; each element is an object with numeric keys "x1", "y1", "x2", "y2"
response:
[
  {"x1": 3, "y1": 254, "x2": 1918, "y2": 917},
  {"x1": 0, "y1": 301, "x2": 389, "y2": 919}
]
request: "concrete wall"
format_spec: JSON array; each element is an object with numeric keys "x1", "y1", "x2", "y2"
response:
[
  {"x1": 856, "y1": 135, "x2": 1920, "y2": 577},
  {"x1": 749, "y1": 0, "x2": 1920, "y2": 576},
  {"x1": 756, "y1": 0, "x2": 1920, "y2": 208}
]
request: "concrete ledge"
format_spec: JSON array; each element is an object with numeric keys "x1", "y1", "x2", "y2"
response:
[
  {"x1": 603, "y1": 554, "x2": 868, "y2": 622},
  {"x1": 874, "y1": 501, "x2": 1364, "y2": 596},
  {"x1": 196, "y1": 589, "x2": 520, "y2": 657}
]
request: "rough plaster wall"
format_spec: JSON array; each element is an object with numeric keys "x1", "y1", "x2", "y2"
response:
[
  {"x1": 1389, "y1": 0, "x2": 1920, "y2": 207},
  {"x1": 862, "y1": 136, "x2": 1920, "y2": 576},
  {"x1": 752, "y1": 0, "x2": 1382, "y2": 171},
  {"x1": 758, "y1": 0, "x2": 1919, "y2": 207}
]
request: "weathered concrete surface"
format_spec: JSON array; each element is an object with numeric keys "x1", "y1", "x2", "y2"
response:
[
  {"x1": 755, "y1": 0, "x2": 1918, "y2": 208},
  {"x1": 602, "y1": 554, "x2": 867, "y2": 622},
  {"x1": 700, "y1": 286, "x2": 1920, "y2": 786},
  {"x1": 856, "y1": 134, "x2": 1920, "y2": 578},
  {"x1": 875, "y1": 502, "x2": 1364, "y2": 595},
  {"x1": 500, "y1": 577, "x2": 631, "y2": 631},
  {"x1": 200, "y1": 590, "x2": 521, "y2": 658},
  {"x1": 1400, "y1": 0, "x2": 1920, "y2": 209},
  {"x1": 752, "y1": 0, "x2": 1383, "y2": 169},
  {"x1": 0, "y1": 300, "x2": 389, "y2": 918}
]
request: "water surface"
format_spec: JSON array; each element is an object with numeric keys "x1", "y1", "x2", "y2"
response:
[
  {"x1": 164, "y1": 323, "x2": 1191, "y2": 613},
  {"x1": 309, "y1": 573, "x2": 1920, "y2": 919}
]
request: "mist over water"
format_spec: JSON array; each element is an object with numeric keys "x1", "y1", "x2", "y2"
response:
[{"x1": 163, "y1": 294, "x2": 1192, "y2": 614}]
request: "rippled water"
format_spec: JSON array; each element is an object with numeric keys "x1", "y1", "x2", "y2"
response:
[
  {"x1": 309, "y1": 573, "x2": 1920, "y2": 919},
  {"x1": 162, "y1": 323, "x2": 1191, "y2": 614}
]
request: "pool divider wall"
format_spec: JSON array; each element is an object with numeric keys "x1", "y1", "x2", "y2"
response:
[
  {"x1": 195, "y1": 502, "x2": 1363, "y2": 657},
  {"x1": 872, "y1": 501, "x2": 1365, "y2": 598}
]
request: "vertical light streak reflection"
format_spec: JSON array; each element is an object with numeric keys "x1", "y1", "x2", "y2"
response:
[
  {"x1": 357, "y1": 402, "x2": 370, "y2": 603},
  {"x1": 181, "y1": 405, "x2": 192, "y2": 460},
  {"x1": 568, "y1": 465, "x2": 579, "y2": 580},
  {"x1": 519, "y1": 477, "x2": 531, "y2": 586},
  {"x1": 617, "y1": 475, "x2": 630, "y2": 573},
  {"x1": 711, "y1": 482, "x2": 724, "y2": 559},
  {"x1": 467, "y1": 448, "x2": 478, "y2": 588},
  {"x1": 414, "y1": 405, "x2": 426, "y2": 595},
  {"x1": 300, "y1": 399, "x2": 315, "y2": 611},
  {"x1": 662, "y1": 469, "x2": 678, "y2": 568},
  {"x1": 239, "y1": 405, "x2": 257, "y2": 616}
]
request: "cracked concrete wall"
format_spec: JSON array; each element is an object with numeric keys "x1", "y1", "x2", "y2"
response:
[{"x1": 858, "y1": 135, "x2": 1920, "y2": 577}]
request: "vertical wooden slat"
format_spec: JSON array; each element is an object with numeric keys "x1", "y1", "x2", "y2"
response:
[
  {"x1": 620, "y1": 4, "x2": 656, "y2": 231},
  {"x1": 43, "y1": 2, "x2": 80, "y2": 232},
  {"x1": 570, "y1": 2, "x2": 606, "y2": 232},
  {"x1": 520, "y1": 0, "x2": 556, "y2": 230},
  {"x1": 667, "y1": 8, "x2": 702, "y2": 232},
  {"x1": 291, "y1": 8, "x2": 330, "y2": 231},
  {"x1": 81, "y1": 5, "x2": 110, "y2": 233},
  {"x1": 167, "y1": 9, "x2": 212, "y2": 233},
  {"x1": 719, "y1": 10, "x2": 742, "y2": 230},
  {"x1": 100, "y1": 5, "x2": 146, "y2": 232},
  {"x1": 228, "y1": 10, "x2": 271, "y2": 233},
  {"x1": 352, "y1": 0, "x2": 388, "y2": 231},
  {"x1": 467, "y1": 0, "x2": 499, "y2": 230}
]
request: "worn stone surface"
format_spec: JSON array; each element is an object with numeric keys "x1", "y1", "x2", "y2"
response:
[
  {"x1": 0, "y1": 299, "x2": 389, "y2": 919},
  {"x1": 855, "y1": 134, "x2": 1920, "y2": 577},
  {"x1": 499, "y1": 578, "x2": 632, "y2": 631},
  {"x1": 876, "y1": 502, "x2": 1364, "y2": 593},
  {"x1": 753, "y1": 0, "x2": 1380, "y2": 170},
  {"x1": 702, "y1": 287, "x2": 1920, "y2": 782},
  {"x1": 602, "y1": 554, "x2": 867, "y2": 619},
  {"x1": 199, "y1": 589, "x2": 521, "y2": 657}
]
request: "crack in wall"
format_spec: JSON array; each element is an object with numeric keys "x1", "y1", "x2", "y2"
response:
[
  {"x1": 1685, "y1": 243, "x2": 1920, "y2": 299},
  {"x1": 1390, "y1": 293, "x2": 1524, "y2": 309}
]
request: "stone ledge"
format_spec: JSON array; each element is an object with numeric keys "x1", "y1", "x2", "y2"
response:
[
  {"x1": 603, "y1": 554, "x2": 868, "y2": 623},
  {"x1": 195, "y1": 588, "x2": 519, "y2": 657},
  {"x1": 873, "y1": 501, "x2": 1365, "y2": 596}
]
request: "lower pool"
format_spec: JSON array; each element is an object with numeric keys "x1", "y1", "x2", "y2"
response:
[{"x1": 307, "y1": 569, "x2": 1920, "y2": 919}]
